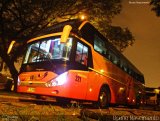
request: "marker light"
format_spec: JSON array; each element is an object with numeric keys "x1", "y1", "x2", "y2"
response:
[
  {"x1": 45, "y1": 72, "x2": 68, "y2": 87},
  {"x1": 100, "y1": 69, "x2": 104, "y2": 73},
  {"x1": 61, "y1": 25, "x2": 72, "y2": 43},
  {"x1": 89, "y1": 88, "x2": 92, "y2": 92},
  {"x1": 7, "y1": 40, "x2": 16, "y2": 54},
  {"x1": 17, "y1": 77, "x2": 21, "y2": 86},
  {"x1": 119, "y1": 87, "x2": 124, "y2": 91}
]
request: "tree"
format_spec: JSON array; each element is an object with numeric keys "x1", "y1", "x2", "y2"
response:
[
  {"x1": 106, "y1": 26, "x2": 134, "y2": 51},
  {"x1": 0, "y1": 0, "x2": 78, "y2": 91},
  {"x1": 150, "y1": 0, "x2": 160, "y2": 16},
  {"x1": 0, "y1": 0, "x2": 134, "y2": 91},
  {"x1": 49, "y1": 0, "x2": 134, "y2": 51}
]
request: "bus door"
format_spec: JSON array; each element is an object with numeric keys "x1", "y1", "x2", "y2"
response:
[
  {"x1": 69, "y1": 70, "x2": 89, "y2": 100},
  {"x1": 70, "y1": 41, "x2": 92, "y2": 100}
]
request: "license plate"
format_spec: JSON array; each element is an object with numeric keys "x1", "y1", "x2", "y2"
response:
[{"x1": 27, "y1": 87, "x2": 35, "y2": 92}]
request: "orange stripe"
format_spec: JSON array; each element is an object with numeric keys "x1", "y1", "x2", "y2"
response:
[{"x1": 27, "y1": 32, "x2": 62, "y2": 43}]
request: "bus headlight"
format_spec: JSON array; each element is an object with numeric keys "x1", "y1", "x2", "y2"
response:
[{"x1": 45, "y1": 72, "x2": 68, "y2": 87}]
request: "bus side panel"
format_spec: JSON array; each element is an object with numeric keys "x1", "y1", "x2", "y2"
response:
[
  {"x1": 85, "y1": 71, "x2": 117, "y2": 104},
  {"x1": 85, "y1": 71, "x2": 104, "y2": 101},
  {"x1": 88, "y1": 50, "x2": 130, "y2": 104},
  {"x1": 85, "y1": 50, "x2": 107, "y2": 101},
  {"x1": 66, "y1": 70, "x2": 89, "y2": 100},
  {"x1": 85, "y1": 50, "x2": 116, "y2": 103}
]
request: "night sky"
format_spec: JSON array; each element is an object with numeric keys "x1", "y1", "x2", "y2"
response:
[{"x1": 112, "y1": 0, "x2": 160, "y2": 87}]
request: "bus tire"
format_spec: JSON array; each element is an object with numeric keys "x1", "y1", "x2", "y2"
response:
[{"x1": 97, "y1": 86, "x2": 110, "y2": 109}]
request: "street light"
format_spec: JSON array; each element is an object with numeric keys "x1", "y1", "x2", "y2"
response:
[
  {"x1": 81, "y1": 15, "x2": 85, "y2": 20},
  {"x1": 79, "y1": 14, "x2": 87, "y2": 20}
]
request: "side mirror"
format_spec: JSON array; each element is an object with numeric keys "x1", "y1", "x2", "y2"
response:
[
  {"x1": 7, "y1": 40, "x2": 16, "y2": 54},
  {"x1": 60, "y1": 25, "x2": 72, "y2": 43}
]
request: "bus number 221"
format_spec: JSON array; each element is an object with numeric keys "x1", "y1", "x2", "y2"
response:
[{"x1": 75, "y1": 75, "x2": 81, "y2": 82}]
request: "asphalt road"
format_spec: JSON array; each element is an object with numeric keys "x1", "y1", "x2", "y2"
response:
[{"x1": 0, "y1": 91, "x2": 160, "y2": 121}]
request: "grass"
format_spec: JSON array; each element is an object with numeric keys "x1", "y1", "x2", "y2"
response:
[
  {"x1": 1, "y1": 101, "x2": 160, "y2": 121},
  {"x1": 1, "y1": 91, "x2": 159, "y2": 121},
  {"x1": 0, "y1": 101, "x2": 84, "y2": 121},
  {"x1": 0, "y1": 91, "x2": 86, "y2": 120}
]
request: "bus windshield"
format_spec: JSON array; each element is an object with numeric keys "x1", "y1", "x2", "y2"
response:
[{"x1": 23, "y1": 36, "x2": 73, "y2": 64}]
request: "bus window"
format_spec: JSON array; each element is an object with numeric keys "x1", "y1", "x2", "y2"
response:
[
  {"x1": 124, "y1": 66, "x2": 128, "y2": 72},
  {"x1": 140, "y1": 76, "x2": 145, "y2": 83},
  {"x1": 107, "y1": 50, "x2": 119, "y2": 65},
  {"x1": 75, "y1": 42, "x2": 88, "y2": 66},
  {"x1": 23, "y1": 37, "x2": 73, "y2": 64},
  {"x1": 94, "y1": 35, "x2": 107, "y2": 55},
  {"x1": 29, "y1": 48, "x2": 39, "y2": 62},
  {"x1": 120, "y1": 60, "x2": 128, "y2": 72},
  {"x1": 80, "y1": 23, "x2": 94, "y2": 45},
  {"x1": 128, "y1": 68, "x2": 132, "y2": 75},
  {"x1": 23, "y1": 42, "x2": 40, "y2": 63},
  {"x1": 112, "y1": 54, "x2": 119, "y2": 65}
]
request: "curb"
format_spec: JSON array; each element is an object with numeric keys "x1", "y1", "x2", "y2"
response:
[{"x1": 0, "y1": 93, "x2": 35, "y2": 102}]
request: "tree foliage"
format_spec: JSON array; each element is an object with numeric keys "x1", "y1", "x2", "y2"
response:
[
  {"x1": 83, "y1": 0, "x2": 134, "y2": 52},
  {"x1": 106, "y1": 26, "x2": 134, "y2": 51},
  {"x1": 0, "y1": 0, "x2": 135, "y2": 90},
  {"x1": 0, "y1": 0, "x2": 77, "y2": 90},
  {"x1": 150, "y1": 0, "x2": 160, "y2": 16}
]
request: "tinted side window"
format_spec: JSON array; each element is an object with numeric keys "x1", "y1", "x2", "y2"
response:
[
  {"x1": 80, "y1": 23, "x2": 94, "y2": 45},
  {"x1": 94, "y1": 35, "x2": 107, "y2": 55}
]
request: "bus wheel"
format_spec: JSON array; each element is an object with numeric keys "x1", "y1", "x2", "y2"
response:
[{"x1": 97, "y1": 87, "x2": 110, "y2": 108}]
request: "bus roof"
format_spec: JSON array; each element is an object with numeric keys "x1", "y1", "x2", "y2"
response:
[{"x1": 34, "y1": 19, "x2": 82, "y2": 37}]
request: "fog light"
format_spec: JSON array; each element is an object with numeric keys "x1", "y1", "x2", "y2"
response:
[{"x1": 51, "y1": 90, "x2": 59, "y2": 94}]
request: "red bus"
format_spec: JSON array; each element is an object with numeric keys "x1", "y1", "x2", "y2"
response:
[{"x1": 17, "y1": 19, "x2": 145, "y2": 108}]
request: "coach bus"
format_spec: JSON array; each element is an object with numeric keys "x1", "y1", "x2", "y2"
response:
[{"x1": 17, "y1": 19, "x2": 145, "y2": 108}]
